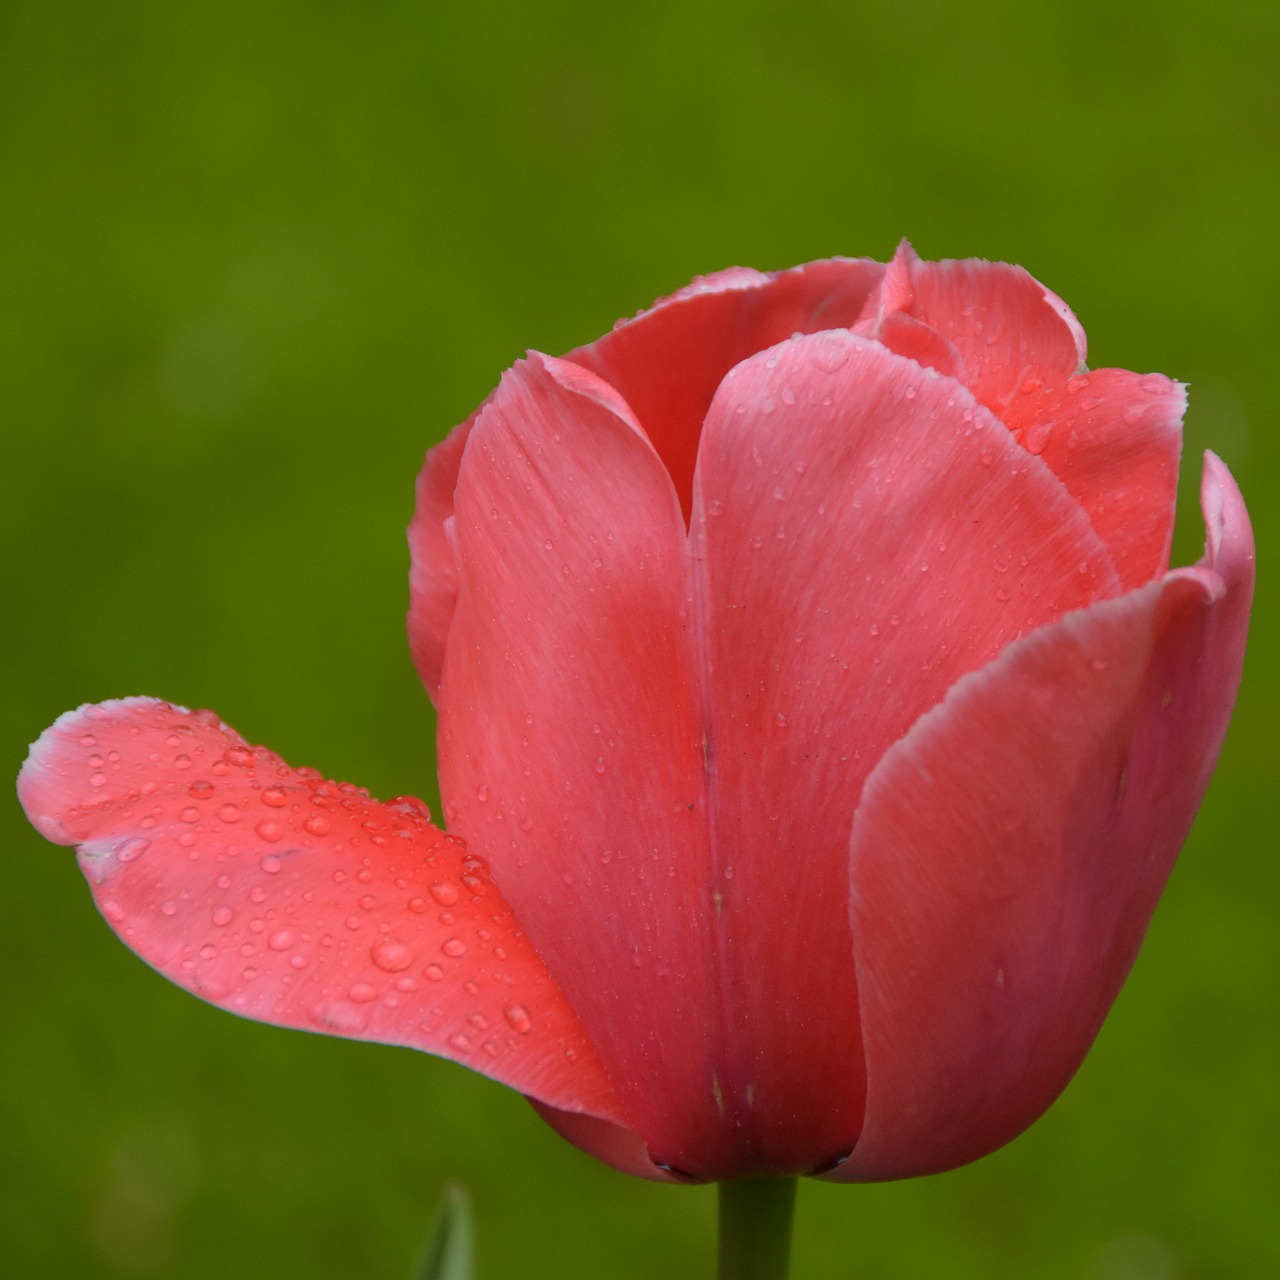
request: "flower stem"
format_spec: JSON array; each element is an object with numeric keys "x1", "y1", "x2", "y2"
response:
[{"x1": 716, "y1": 1177, "x2": 798, "y2": 1280}]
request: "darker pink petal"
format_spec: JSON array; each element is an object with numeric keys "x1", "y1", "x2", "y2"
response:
[
  {"x1": 565, "y1": 258, "x2": 885, "y2": 518},
  {"x1": 18, "y1": 698, "x2": 627, "y2": 1128},
  {"x1": 831, "y1": 456, "x2": 1253, "y2": 1181}
]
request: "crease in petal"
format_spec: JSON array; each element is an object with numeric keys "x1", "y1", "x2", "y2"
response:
[
  {"x1": 18, "y1": 698, "x2": 628, "y2": 1127},
  {"x1": 833, "y1": 455, "x2": 1253, "y2": 1181}
]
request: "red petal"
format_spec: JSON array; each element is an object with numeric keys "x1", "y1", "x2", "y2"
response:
[
  {"x1": 1004, "y1": 369, "x2": 1185, "y2": 589},
  {"x1": 437, "y1": 352, "x2": 747, "y2": 1177},
  {"x1": 18, "y1": 698, "x2": 627, "y2": 1127},
  {"x1": 566, "y1": 258, "x2": 885, "y2": 519},
  {"x1": 863, "y1": 244, "x2": 1087, "y2": 417},
  {"x1": 830, "y1": 455, "x2": 1253, "y2": 1181},
  {"x1": 689, "y1": 330, "x2": 1123, "y2": 1171}
]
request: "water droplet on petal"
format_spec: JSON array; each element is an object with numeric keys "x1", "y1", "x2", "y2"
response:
[
  {"x1": 441, "y1": 937, "x2": 467, "y2": 958},
  {"x1": 429, "y1": 880, "x2": 459, "y2": 907},
  {"x1": 371, "y1": 939, "x2": 414, "y2": 972},
  {"x1": 504, "y1": 1004, "x2": 533, "y2": 1034},
  {"x1": 303, "y1": 813, "x2": 330, "y2": 836},
  {"x1": 260, "y1": 787, "x2": 288, "y2": 808},
  {"x1": 116, "y1": 837, "x2": 150, "y2": 864},
  {"x1": 268, "y1": 929, "x2": 295, "y2": 951},
  {"x1": 212, "y1": 906, "x2": 233, "y2": 927}
]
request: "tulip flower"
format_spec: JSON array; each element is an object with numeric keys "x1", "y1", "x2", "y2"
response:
[{"x1": 19, "y1": 245, "x2": 1253, "y2": 1275}]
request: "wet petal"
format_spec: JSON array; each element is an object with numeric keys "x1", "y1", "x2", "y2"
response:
[
  {"x1": 689, "y1": 329, "x2": 1124, "y2": 1172},
  {"x1": 566, "y1": 258, "x2": 885, "y2": 518},
  {"x1": 18, "y1": 698, "x2": 626, "y2": 1125},
  {"x1": 437, "y1": 353, "x2": 731, "y2": 1176},
  {"x1": 862, "y1": 243, "x2": 1087, "y2": 416},
  {"x1": 1005, "y1": 369, "x2": 1185, "y2": 589},
  {"x1": 832, "y1": 455, "x2": 1253, "y2": 1181}
]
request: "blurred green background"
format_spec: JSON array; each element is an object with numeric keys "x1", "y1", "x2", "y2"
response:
[{"x1": 3, "y1": 0, "x2": 1276, "y2": 1275}]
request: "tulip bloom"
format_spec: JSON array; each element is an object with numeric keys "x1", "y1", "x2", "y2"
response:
[{"x1": 20, "y1": 246, "x2": 1252, "y2": 1190}]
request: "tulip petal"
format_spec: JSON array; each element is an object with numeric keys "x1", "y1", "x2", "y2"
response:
[
  {"x1": 437, "y1": 353, "x2": 731, "y2": 1176},
  {"x1": 566, "y1": 258, "x2": 885, "y2": 519},
  {"x1": 1003, "y1": 369, "x2": 1185, "y2": 589},
  {"x1": 17, "y1": 698, "x2": 627, "y2": 1126},
  {"x1": 831, "y1": 455, "x2": 1253, "y2": 1181},
  {"x1": 862, "y1": 243, "x2": 1088, "y2": 416},
  {"x1": 408, "y1": 416, "x2": 475, "y2": 701},
  {"x1": 689, "y1": 329, "x2": 1124, "y2": 1173}
]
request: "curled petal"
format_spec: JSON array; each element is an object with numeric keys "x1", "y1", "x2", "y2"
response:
[
  {"x1": 18, "y1": 698, "x2": 627, "y2": 1127},
  {"x1": 832, "y1": 455, "x2": 1253, "y2": 1181}
]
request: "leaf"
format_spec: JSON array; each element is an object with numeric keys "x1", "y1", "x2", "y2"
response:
[{"x1": 410, "y1": 1183, "x2": 474, "y2": 1280}]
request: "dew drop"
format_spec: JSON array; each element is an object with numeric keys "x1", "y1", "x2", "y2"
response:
[
  {"x1": 371, "y1": 939, "x2": 414, "y2": 973},
  {"x1": 268, "y1": 929, "x2": 295, "y2": 952},
  {"x1": 116, "y1": 837, "x2": 150, "y2": 864},
  {"x1": 441, "y1": 937, "x2": 467, "y2": 958},
  {"x1": 255, "y1": 820, "x2": 283, "y2": 843},
  {"x1": 260, "y1": 787, "x2": 288, "y2": 808},
  {"x1": 259, "y1": 853, "x2": 283, "y2": 874},
  {"x1": 429, "y1": 880, "x2": 460, "y2": 907},
  {"x1": 504, "y1": 1004, "x2": 533, "y2": 1034},
  {"x1": 212, "y1": 906, "x2": 233, "y2": 927},
  {"x1": 424, "y1": 963, "x2": 444, "y2": 982},
  {"x1": 349, "y1": 982, "x2": 377, "y2": 1004},
  {"x1": 217, "y1": 803, "x2": 241, "y2": 824},
  {"x1": 174, "y1": 753, "x2": 193, "y2": 770},
  {"x1": 303, "y1": 814, "x2": 331, "y2": 836}
]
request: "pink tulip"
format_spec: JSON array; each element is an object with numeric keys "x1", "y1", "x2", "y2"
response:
[{"x1": 19, "y1": 245, "x2": 1253, "y2": 1187}]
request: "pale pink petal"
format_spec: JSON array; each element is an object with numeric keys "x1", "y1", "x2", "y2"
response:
[
  {"x1": 829, "y1": 455, "x2": 1253, "y2": 1180},
  {"x1": 18, "y1": 698, "x2": 627, "y2": 1126},
  {"x1": 437, "y1": 353, "x2": 732, "y2": 1177},
  {"x1": 566, "y1": 258, "x2": 885, "y2": 518},
  {"x1": 1003, "y1": 369, "x2": 1185, "y2": 589},
  {"x1": 407, "y1": 416, "x2": 476, "y2": 702},
  {"x1": 688, "y1": 329, "x2": 1123, "y2": 1172}
]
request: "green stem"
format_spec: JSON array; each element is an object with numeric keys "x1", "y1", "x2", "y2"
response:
[{"x1": 717, "y1": 1177, "x2": 798, "y2": 1280}]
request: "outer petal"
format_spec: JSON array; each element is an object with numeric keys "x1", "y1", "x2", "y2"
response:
[
  {"x1": 18, "y1": 698, "x2": 627, "y2": 1127},
  {"x1": 566, "y1": 258, "x2": 885, "y2": 519},
  {"x1": 831, "y1": 455, "x2": 1253, "y2": 1181},
  {"x1": 436, "y1": 353, "x2": 730, "y2": 1177},
  {"x1": 689, "y1": 330, "x2": 1123, "y2": 1173}
]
